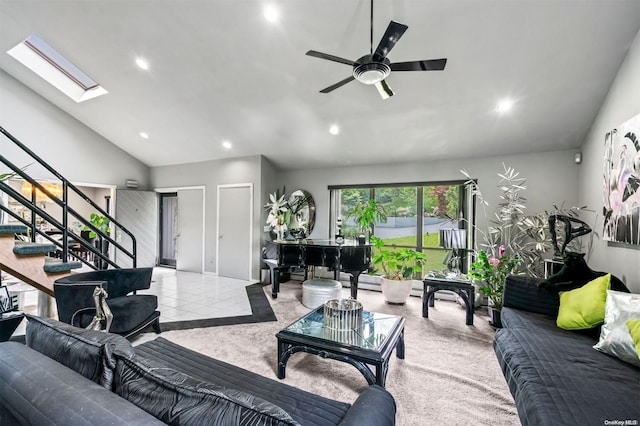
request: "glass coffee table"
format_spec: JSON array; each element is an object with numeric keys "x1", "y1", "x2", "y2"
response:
[{"x1": 276, "y1": 306, "x2": 405, "y2": 387}]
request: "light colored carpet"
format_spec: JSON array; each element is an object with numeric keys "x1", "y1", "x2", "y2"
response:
[{"x1": 134, "y1": 282, "x2": 519, "y2": 426}]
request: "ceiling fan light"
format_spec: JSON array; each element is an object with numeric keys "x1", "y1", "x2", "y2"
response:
[{"x1": 353, "y1": 62, "x2": 390, "y2": 85}]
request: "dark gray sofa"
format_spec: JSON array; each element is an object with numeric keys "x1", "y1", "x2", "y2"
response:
[
  {"x1": 0, "y1": 315, "x2": 396, "y2": 425},
  {"x1": 494, "y1": 275, "x2": 640, "y2": 426}
]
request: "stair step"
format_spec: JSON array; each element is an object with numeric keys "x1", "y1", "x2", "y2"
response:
[
  {"x1": 43, "y1": 261, "x2": 82, "y2": 273},
  {"x1": 0, "y1": 224, "x2": 28, "y2": 235},
  {"x1": 13, "y1": 242, "x2": 57, "y2": 255}
]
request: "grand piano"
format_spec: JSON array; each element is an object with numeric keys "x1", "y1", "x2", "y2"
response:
[{"x1": 265, "y1": 239, "x2": 372, "y2": 300}]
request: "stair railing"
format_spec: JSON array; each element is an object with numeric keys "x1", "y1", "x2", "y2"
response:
[{"x1": 0, "y1": 126, "x2": 137, "y2": 269}]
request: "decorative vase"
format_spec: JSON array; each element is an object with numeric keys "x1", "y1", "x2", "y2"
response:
[{"x1": 380, "y1": 277, "x2": 413, "y2": 304}]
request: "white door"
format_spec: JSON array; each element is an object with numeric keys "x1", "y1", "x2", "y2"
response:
[
  {"x1": 217, "y1": 184, "x2": 252, "y2": 280},
  {"x1": 176, "y1": 188, "x2": 204, "y2": 273}
]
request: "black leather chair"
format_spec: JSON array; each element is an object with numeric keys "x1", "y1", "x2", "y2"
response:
[{"x1": 54, "y1": 268, "x2": 160, "y2": 339}]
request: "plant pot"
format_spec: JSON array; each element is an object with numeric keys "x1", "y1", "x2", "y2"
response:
[
  {"x1": 94, "y1": 240, "x2": 110, "y2": 270},
  {"x1": 488, "y1": 306, "x2": 502, "y2": 328},
  {"x1": 472, "y1": 281, "x2": 489, "y2": 307},
  {"x1": 380, "y1": 277, "x2": 413, "y2": 304}
]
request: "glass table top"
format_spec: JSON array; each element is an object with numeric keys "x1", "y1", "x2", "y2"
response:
[
  {"x1": 424, "y1": 271, "x2": 472, "y2": 283},
  {"x1": 282, "y1": 306, "x2": 403, "y2": 351}
]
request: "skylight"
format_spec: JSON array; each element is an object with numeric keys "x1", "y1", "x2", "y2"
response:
[{"x1": 7, "y1": 34, "x2": 108, "y2": 103}]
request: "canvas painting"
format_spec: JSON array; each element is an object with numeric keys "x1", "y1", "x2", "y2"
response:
[{"x1": 603, "y1": 112, "x2": 640, "y2": 244}]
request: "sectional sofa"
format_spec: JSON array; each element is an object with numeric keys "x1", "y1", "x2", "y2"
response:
[
  {"x1": 494, "y1": 274, "x2": 639, "y2": 425},
  {"x1": 0, "y1": 315, "x2": 396, "y2": 425}
]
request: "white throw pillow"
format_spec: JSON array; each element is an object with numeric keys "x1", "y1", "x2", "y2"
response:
[{"x1": 593, "y1": 290, "x2": 640, "y2": 367}]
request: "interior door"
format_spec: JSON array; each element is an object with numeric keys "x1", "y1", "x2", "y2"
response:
[
  {"x1": 158, "y1": 193, "x2": 177, "y2": 267},
  {"x1": 217, "y1": 184, "x2": 252, "y2": 280},
  {"x1": 176, "y1": 188, "x2": 204, "y2": 273},
  {"x1": 114, "y1": 190, "x2": 157, "y2": 268}
]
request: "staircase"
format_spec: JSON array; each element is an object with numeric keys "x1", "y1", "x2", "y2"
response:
[
  {"x1": 0, "y1": 225, "x2": 81, "y2": 297},
  {"x1": 0, "y1": 125, "x2": 138, "y2": 309}
]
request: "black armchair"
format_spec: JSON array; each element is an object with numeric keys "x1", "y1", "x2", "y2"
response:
[{"x1": 54, "y1": 268, "x2": 161, "y2": 339}]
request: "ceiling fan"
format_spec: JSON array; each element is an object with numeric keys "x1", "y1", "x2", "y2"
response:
[{"x1": 306, "y1": 0, "x2": 447, "y2": 99}]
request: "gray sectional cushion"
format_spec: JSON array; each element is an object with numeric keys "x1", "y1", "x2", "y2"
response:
[
  {"x1": 113, "y1": 352, "x2": 299, "y2": 426},
  {"x1": 25, "y1": 314, "x2": 135, "y2": 388},
  {"x1": 135, "y1": 337, "x2": 353, "y2": 426},
  {"x1": 0, "y1": 342, "x2": 163, "y2": 425},
  {"x1": 503, "y1": 275, "x2": 560, "y2": 316},
  {"x1": 495, "y1": 315, "x2": 640, "y2": 426}
]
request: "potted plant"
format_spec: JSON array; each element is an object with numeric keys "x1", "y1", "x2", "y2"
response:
[
  {"x1": 467, "y1": 245, "x2": 519, "y2": 327},
  {"x1": 345, "y1": 199, "x2": 387, "y2": 243},
  {"x1": 371, "y1": 236, "x2": 426, "y2": 304}
]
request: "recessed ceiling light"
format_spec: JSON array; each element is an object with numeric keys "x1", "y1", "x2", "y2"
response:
[
  {"x1": 329, "y1": 124, "x2": 340, "y2": 135},
  {"x1": 135, "y1": 58, "x2": 149, "y2": 70},
  {"x1": 7, "y1": 33, "x2": 108, "y2": 103},
  {"x1": 263, "y1": 4, "x2": 279, "y2": 23},
  {"x1": 222, "y1": 140, "x2": 232, "y2": 149},
  {"x1": 139, "y1": 132, "x2": 149, "y2": 139},
  {"x1": 496, "y1": 98, "x2": 513, "y2": 113}
]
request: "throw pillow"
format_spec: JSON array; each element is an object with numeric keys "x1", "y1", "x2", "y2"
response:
[
  {"x1": 593, "y1": 291, "x2": 640, "y2": 367},
  {"x1": 556, "y1": 274, "x2": 610, "y2": 330},
  {"x1": 626, "y1": 319, "x2": 640, "y2": 360}
]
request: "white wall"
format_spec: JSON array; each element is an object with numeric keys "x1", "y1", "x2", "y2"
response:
[
  {"x1": 0, "y1": 70, "x2": 150, "y2": 189},
  {"x1": 276, "y1": 149, "x2": 580, "y2": 244},
  {"x1": 579, "y1": 29, "x2": 640, "y2": 292},
  {"x1": 150, "y1": 155, "x2": 265, "y2": 277}
]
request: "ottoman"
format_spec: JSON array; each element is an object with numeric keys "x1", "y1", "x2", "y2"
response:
[{"x1": 302, "y1": 279, "x2": 342, "y2": 308}]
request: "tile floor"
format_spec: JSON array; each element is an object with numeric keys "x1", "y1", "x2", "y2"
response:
[
  {"x1": 6, "y1": 267, "x2": 256, "y2": 335},
  {"x1": 141, "y1": 267, "x2": 253, "y2": 323}
]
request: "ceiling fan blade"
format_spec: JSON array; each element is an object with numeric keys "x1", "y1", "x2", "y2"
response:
[
  {"x1": 372, "y1": 21, "x2": 408, "y2": 62},
  {"x1": 390, "y1": 58, "x2": 447, "y2": 71},
  {"x1": 375, "y1": 80, "x2": 394, "y2": 100},
  {"x1": 319, "y1": 76, "x2": 356, "y2": 93},
  {"x1": 306, "y1": 50, "x2": 357, "y2": 66}
]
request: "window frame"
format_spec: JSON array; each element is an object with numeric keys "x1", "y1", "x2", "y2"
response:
[{"x1": 329, "y1": 179, "x2": 474, "y2": 274}]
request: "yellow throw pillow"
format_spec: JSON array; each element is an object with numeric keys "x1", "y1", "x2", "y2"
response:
[
  {"x1": 626, "y1": 319, "x2": 640, "y2": 360},
  {"x1": 557, "y1": 274, "x2": 611, "y2": 330}
]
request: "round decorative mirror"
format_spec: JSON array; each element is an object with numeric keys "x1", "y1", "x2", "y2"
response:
[{"x1": 288, "y1": 189, "x2": 316, "y2": 238}]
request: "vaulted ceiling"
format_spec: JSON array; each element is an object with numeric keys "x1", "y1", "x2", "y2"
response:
[{"x1": 1, "y1": 0, "x2": 639, "y2": 171}]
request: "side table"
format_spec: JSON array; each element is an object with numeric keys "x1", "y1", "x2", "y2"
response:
[
  {"x1": 0, "y1": 311, "x2": 25, "y2": 342},
  {"x1": 422, "y1": 277, "x2": 475, "y2": 325}
]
